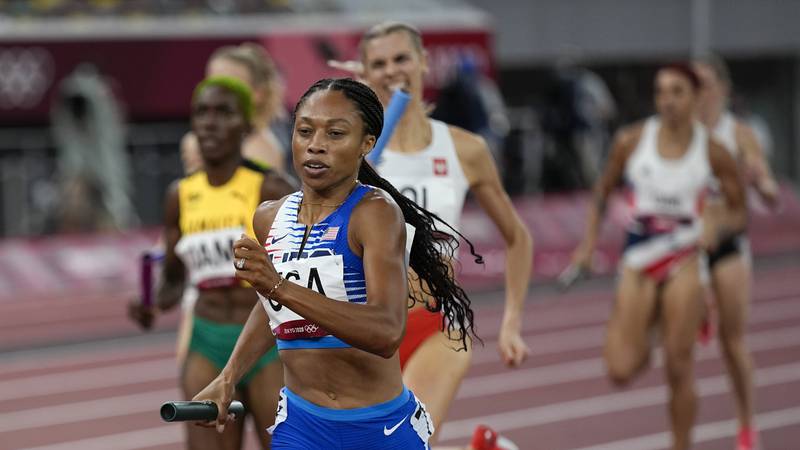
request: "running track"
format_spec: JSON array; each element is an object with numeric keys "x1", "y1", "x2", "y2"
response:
[{"x1": 1, "y1": 254, "x2": 799, "y2": 449}]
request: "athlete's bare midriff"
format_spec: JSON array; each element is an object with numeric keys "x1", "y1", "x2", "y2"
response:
[
  {"x1": 280, "y1": 347, "x2": 404, "y2": 408},
  {"x1": 193, "y1": 287, "x2": 258, "y2": 324}
]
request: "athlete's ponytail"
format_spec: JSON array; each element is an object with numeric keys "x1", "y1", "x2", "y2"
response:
[{"x1": 294, "y1": 78, "x2": 482, "y2": 350}]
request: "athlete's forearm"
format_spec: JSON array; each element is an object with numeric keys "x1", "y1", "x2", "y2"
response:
[
  {"x1": 579, "y1": 193, "x2": 607, "y2": 255},
  {"x1": 155, "y1": 251, "x2": 186, "y2": 311},
  {"x1": 270, "y1": 283, "x2": 404, "y2": 358},
  {"x1": 721, "y1": 201, "x2": 748, "y2": 238},
  {"x1": 503, "y1": 225, "x2": 533, "y2": 321},
  {"x1": 754, "y1": 171, "x2": 779, "y2": 207},
  {"x1": 221, "y1": 303, "x2": 274, "y2": 386},
  {"x1": 155, "y1": 278, "x2": 184, "y2": 312},
  {"x1": 738, "y1": 124, "x2": 779, "y2": 207}
]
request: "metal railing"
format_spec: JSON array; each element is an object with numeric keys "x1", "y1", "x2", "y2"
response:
[{"x1": 0, "y1": 122, "x2": 186, "y2": 237}]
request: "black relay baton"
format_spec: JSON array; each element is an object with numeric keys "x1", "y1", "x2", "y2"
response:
[{"x1": 160, "y1": 400, "x2": 245, "y2": 422}]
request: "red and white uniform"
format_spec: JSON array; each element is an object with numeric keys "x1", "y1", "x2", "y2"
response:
[{"x1": 622, "y1": 117, "x2": 712, "y2": 281}]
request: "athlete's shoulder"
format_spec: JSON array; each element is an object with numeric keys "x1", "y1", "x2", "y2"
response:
[
  {"x1": 253, "y1": 193, "x2": 295, "y2": 228},
  {"x1": 241, "y1": 157, "x2": 271, "y2": 173},
  {"x1": 707, "y1": 135, "x2": 732, "y2": 164},
  {"x1": 613, "y1": 120, "x2": 647, "y2": 149},
  {"x1": 444, "y1": 124, "x2": 494, "y2": 177},
  {"x1": 446, "y1": 124, "x2": 489, "y2": 158},
  {"x1": 350, "y1": 186, "x2": 405, "y2": 243},
  {"x1": 179, "y1": 169, "x2": 205, "y2": 188},
  {"x1": 732, "y1": 118, "x2": 760, "y2": 149},
  {"x1": 353, "y1": 186, "x2": 403, "y2": 221}
]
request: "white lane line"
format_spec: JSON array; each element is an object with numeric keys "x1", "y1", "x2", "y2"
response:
[
  {"x1": 471, "y1": 295, "x2": 800, "y2": 365},
  {"x1": 568, "y1": 405, "x2": 800, "y2": 450},
  {"x1": 2, "y1": 300, "x2": 798, "y2": 404},
  {"x1": 17, "y1": 425, "x2": 182, "y2": 450},
  {"x1": 0, "y1": 345, "x2": 175, "y2": 377},
  {"x1": 475, "y1": 272, "x2": 800, "y2": 326},
  {"x1": 7, "y1": 361, "x2": 800, "y2": 447},
  {"x1": 0, "y1": 389, "x2": 179, "y2": 433},
  {"x1": 0, "y1": 359, "x2": 175, "y2": 402},
  {"x1": 440, "y1": 360, "x2": 800, "y2": 441},
  {"x1": 459, "y1": 325, "x2": 800, "y2": 399}
]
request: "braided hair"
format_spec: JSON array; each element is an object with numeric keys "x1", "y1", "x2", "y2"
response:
[{"x1": 293, "y1": 78, "x2": 483, "y2": 350}]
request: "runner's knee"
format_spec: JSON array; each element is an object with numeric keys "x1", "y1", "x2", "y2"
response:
[{"x1": 605, "y1": 346, "x2": 646, "y2": 386}]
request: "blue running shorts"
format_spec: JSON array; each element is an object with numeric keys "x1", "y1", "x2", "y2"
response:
[{"x1": 268, "y1": 386, "x2": 434, "y2": 449}]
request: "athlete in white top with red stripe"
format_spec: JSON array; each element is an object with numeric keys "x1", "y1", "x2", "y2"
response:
[
  {"x1": 694, "y1": 55, "x2": 780, "y2": 450},
  {"x1": 378, "y1": 118, "x2": 470, "y2": 231},
  {"x1": 332, "y1": 21, "x2": 533, "y2": 450},
  {"x1": 620, "y1": 116, "x2": 710, "y2": 280},
  {"x1": 571, "y1": 64, "x2": 747, "y2": 450}
]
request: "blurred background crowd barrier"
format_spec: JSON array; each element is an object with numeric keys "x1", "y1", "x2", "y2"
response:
[{"x1": 0, "y1": 0, "x2": 799, "y2": 287}]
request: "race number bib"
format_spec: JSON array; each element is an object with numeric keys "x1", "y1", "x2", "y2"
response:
[
  {"x1": 391, "y1": 176, "x2": 457, "y2": 216},
  {"x1": 260, "y1": 254, "x2": 348, "y2": 340},
  {"x1": 174, "y1": 227, "x2": 244, "y2": 286}
]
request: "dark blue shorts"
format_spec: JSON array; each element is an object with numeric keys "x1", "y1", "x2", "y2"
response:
[{"x1": 268, "y1": 386, "x2": 434, "y2": 449}]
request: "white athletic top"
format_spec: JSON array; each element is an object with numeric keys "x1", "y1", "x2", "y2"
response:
[
  {"x1": 712, "y1": 111, "x2": 738, "y2": 156},
  {"x1": 625, "y1": 117, "x2": 711, "y2": 221},
  {"x1": 377, "y1": 119, "x2": 470, "y2": 231}
]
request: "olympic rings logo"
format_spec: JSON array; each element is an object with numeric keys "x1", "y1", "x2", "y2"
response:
[
  {"x1": 0, "y1": 47, "x2": 54, "y2": 109},
  {"x1": 304, "y1": 324, "x2": 319, "y2": 334}
]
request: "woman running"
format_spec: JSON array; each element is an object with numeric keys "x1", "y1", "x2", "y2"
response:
[
  {"x1": 570, "y1": 64, "x2": 747, "y2": 450},
  {"x1": 182, "y1": 42, "x2": 287, "y2": 173},
  {"x1": 129, "y1": 77, "x2": 294, "y2": 449},
  {"x1": 175, "y1": 42, "x2": 289, "y2": 367},
  {"x1": 335, "y1": 21, "x2": 533, "y2": 449},
  {"x1": 192, "y1": 77, "x2": 477, "y2": 449},
  {"x1": 694, "y1": 55, "x2": 779, "y2": 450}
]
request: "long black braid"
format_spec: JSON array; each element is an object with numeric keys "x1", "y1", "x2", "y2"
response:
[{"x1": 293, "y1": 78, "x2": 483, "y2": 350}]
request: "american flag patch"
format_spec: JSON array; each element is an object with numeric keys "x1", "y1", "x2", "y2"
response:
[{"x1": 322, "y1": 226, "x2": 339, "y2": 241}]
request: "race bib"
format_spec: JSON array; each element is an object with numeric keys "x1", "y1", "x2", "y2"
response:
[
  {"x1": 260, "y1": 254, "x2": 349, "y2": 340},
  {"x1": 391, "y1": 176, "x2": 457, "y2": 215},
  {"x1": 174, "y1": 227, "x2": 244, "y2": 287}
]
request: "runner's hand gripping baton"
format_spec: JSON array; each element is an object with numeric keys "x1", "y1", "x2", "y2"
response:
[
  {"x1": 160, "y1": 400, "x2": 245, "y2": 422},
  {"x1": 140, "y1": 250, "x2": 165, "y2": 307},
  {"x1": 367, "y1": 88, "x2": 411, "y2": 166}
]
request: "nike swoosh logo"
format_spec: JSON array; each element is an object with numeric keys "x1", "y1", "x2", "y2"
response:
[
  {"x1": 271, "y1": 233, "x2": 289, "y2": 244},
  {"x1": 383, "y1": 415, "x2": 408, "y2": 436}
]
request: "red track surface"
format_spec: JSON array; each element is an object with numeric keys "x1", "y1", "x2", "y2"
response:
[{"x1": 1, "y1": 254, "x2": 799, "y2": 450}]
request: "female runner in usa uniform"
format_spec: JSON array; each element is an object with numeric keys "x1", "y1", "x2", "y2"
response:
[
  {"x1": 570, "y1": 64, "x2": 747, "y2": 450},
  {"x1": 193, "y1": 78, "x2": 477, "y2": 449}
]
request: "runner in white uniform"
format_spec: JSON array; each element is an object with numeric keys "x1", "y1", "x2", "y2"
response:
[
  {"x1": 345, "y1": 21, "x2": 534, "y2": 450},
  {"x1": 694, "y1": 55, "x2": 780, "y2": 450},
  {"x1": 620, "y1": 116, "x2": 711, "y2": 279},
  {"x1": 571, "y1": 64, "x2": 747, "y2": 450}
]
